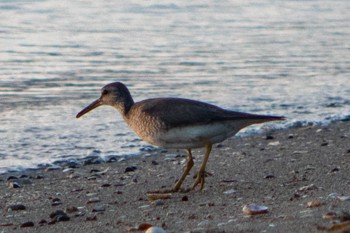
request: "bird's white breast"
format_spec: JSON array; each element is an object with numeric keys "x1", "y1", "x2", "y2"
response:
[{"x1": 148, "y1": 123, "x2": 240, "y2": 149}]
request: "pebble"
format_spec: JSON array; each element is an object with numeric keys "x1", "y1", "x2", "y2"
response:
[
  {"x1": 242, "y1": 203, "x2": 269, "y2": 215},
  {"x1": 124, "y1": 166, "x2": 137, "y2": 173},
  {"x1": 223, "y1": 189, "x2": 236, "y2": 195},
  {"x1": 92, "y1": 205, "x2": 106, "y2": 212},
  {"x1": 66, "y1": 206, "x2": 78, "y2": 213},
  {"x1": 145, "y1": 226, "x2": 167, "y2": 233},
  {"x1": 306, "y1": 200, "x2": 321, "y2": 208},
  {"x1": 20, "y1": 221, "x2": 34, "y2": 228},
  {"x1": 266, "y1": 135, "x2": 274, "y2": 140},
  {"x1": 7, "y1": 204, "x2": 26, "y2": 211},
  {"x1": 52, "y1": 198, "x2": 63, "y2": 206},
  {"x1": 49, "y1": 210, "x2": 70, "y2": 223},
  {"x1": 86, "y1": 197, "x2": 100, "y2": 204}
]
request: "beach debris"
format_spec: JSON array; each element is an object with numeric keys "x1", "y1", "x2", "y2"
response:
[
  {"x1": 51, "y1": 197, "x2": 63, "y2": 206},
  {"x1": 147, "y1": 193, "x2": 172, "y2": 201},
  {"x1": 242, "y1": 203, "x2": 269, "y2": 215},
  {"x1": 298, "y1": 184, "x2": 318, "y2": 192},
  {"x1": 90, "y1": 167, "x2": 110, "y2": 175},
  {"x1": 268, "y1": 141, "x2": 280, "y2": 146},
  {"x1": 6, "y1": 204, "x2": 26, "y2": 211},
  {"x1": 223, "y1": 189, "x2": 236, "y2": 195},
  {"x1": 337, "y1": 196, "x2": 350, "y2": 201},
  {"x1": 8, "y1": 181, "x2": 22, "y2": 189},
  {"x1": 125, "y1": 165, "x2": 137, "y2": 173},
  {"x1": 306, "y1": 200, "x2": 322, "y2": 208},
  {"x1": 323, "y1": 212, "x2": 338, "y2": 220},
  {"x1": 20, "y1": 221, "x2": 34, "y2": 228}
]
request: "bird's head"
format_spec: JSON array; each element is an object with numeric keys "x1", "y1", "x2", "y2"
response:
[{"x1": 76, "y1": 82, "x2": 133, "y2": 118}]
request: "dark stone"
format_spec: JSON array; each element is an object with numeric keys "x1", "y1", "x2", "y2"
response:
[
  {"x1": 151, "y1": 160, "x2": 159, "y2": 165},
  {"x1": 7, "y1": 204, "x2": 26, "y2": 211},
  {"x1": 49, "y1": 210, "x2": 67, "y2": 219},
  {"x1": 124, "y1": 166, "x2": 137, "y2": 173},
  {"x1": 266, "y1": 135, "x2": 274, "y2": 140},
  {"x1": 20, "y1": 221, "x2": 34, "y2": 228},
  {"x1": 182, "y1": 195, "x2": 189, "y2": 201},
  {"x1": 7, "y1": 176, "x2": 18, "y2": 181}
]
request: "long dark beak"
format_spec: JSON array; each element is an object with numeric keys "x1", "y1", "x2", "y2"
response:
[{"x1": 76, "y1": 99, "x2": 102, "y2": 118}]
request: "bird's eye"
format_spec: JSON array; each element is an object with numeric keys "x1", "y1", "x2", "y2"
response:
[{"x1": 102, "y1": 90, "x2": 108, "y2": 95}]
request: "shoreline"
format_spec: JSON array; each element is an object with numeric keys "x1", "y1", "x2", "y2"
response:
[{"x1": 1, "y1": 120, "x2": 350, "y2": 232}]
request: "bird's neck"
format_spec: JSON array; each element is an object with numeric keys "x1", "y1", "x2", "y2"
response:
[{"x1": 112, "y1": 97, "x2": 134, "y2": 116}]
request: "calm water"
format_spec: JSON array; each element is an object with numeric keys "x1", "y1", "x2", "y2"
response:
[{"x1": 1, "y1": 0, "x2": 349, "y2": 173}]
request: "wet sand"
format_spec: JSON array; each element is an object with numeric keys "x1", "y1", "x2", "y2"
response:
[{"x1": 1, "y1": 121, "x2": 350, "y2": 233}]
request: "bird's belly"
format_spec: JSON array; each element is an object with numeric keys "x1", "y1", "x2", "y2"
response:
[{"x1": 148, "y1": 123, "x2": 239, "y2": 149}]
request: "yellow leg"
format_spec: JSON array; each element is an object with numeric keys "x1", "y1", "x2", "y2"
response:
[
  {"x1": 192, "y1": 144, "x2": 212, "y2": 190},
  {"x1": 148, "y1": 149, "x2": 194, "y2": 193},
  {"x1": 172, "y1": 149, "x2": 194, "y2": 192}
]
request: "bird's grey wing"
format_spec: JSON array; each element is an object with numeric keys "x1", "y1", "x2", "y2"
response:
[{"x1": 138, "y1": 98, "x2": 258, "y2": 129}]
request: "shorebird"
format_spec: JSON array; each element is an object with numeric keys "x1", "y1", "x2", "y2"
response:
[{"x1": 76, "y1": 82, "x2": 284, "y2": 193}]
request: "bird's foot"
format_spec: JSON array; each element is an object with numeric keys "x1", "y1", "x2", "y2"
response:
[{"x1": 191, "y1": 170, "x2": 206, "y2": 191}]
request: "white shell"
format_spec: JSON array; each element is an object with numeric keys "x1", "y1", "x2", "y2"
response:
[{"x1": 145, "y1": 226, "x2": 167, "y2": 233}]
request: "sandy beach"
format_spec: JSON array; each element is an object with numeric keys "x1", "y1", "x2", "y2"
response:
[{"x1": 1, "y1": 121, "x2": 350, "y2": 233}]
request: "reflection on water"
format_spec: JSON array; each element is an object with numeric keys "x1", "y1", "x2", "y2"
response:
[{"x1": 0, "y1": 0, "x2": 349, "y2": 172}]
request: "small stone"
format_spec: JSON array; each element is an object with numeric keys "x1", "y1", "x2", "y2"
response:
[
  {"x1": 20, "y1": 221, "x2": 34, "y2": 228},
  {"x1": 49, "y1": 210, "x2": 67, "y2": 219},
  {"x1": 307, "y1": 200, "x2": 321, "y2": 208},
  {"x1": 268, "y1": 141, "x2": 280, "y2": 146},
  {"x1": 264, "y1": 174, "x2": 275, "y2": 179},
  {"x1": 101, "y1": 183, "x2": 111, "y2": 187},
  {"x1": 323, "y1": 212, "x2": 337, "y2": 220},
  {"x1": 331, "y1": 167, "x2": 340, "y2": 172},
  {"x1": 7, "y1": 204, "x2": 26, "y2": 211},
  {"x1": 152, "y1": 200, "x2": 165, "y2": 206},
  {"x1": 52, "y1": 198, "x2": 63, "y2": 206},
  {"x1": 39, "y1": 219, "x2": 47, "y2": 225},
  {"x1": 266, "y1": 135, "x2": 274, "y2": 140},
  {"x1": 86, "y1": 216, "x2": 97, "y2": 221},
  {"x1": 151, "y1": 160, "x2": 159, "y2": 165},
  {"x1": 87, "y1": 197, "x2": 101, "y2": 204},
  {"x1": 321, "y1": 142, "x2": 328, "y2": 146},
  {"x1": 242, "y1": 203, "x2": 269, "y2": 215},
  {"x1": 124, "y1": 166, "x2": 137, "y2": 173},
  {"x1": 223, "y1": 189, "x2": 236, "y2": 195},
  {"x1": 182, "y1": 195, "x2": 189, "y2": 202},
  {"x1": 92, "y1": 205, "x2": 106, "y2": 212},
  {"x1": 7, "y1": 176, "x2": 18, "y2": 181},
  {"x1": 145, "y1": 226, "x2": 167, "y2": 233},
  {"x1": 56, "y1": 215, "x2": 70, "y2": 222},
  {"x1": 66, "y1": 206, "x2": 78, "y2": 213}
]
